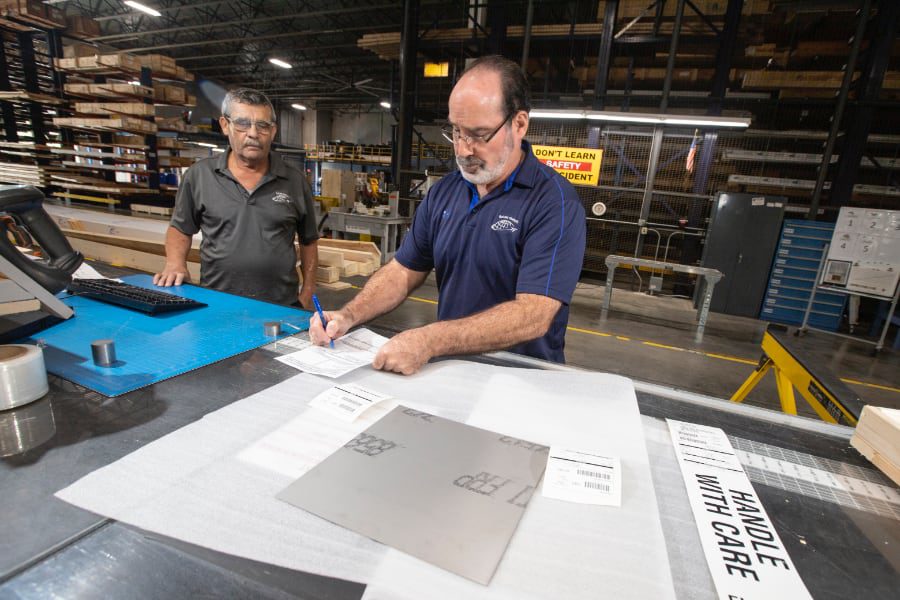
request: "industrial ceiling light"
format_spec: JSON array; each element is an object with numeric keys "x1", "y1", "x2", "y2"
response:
[
  {"x1": 379, "y1": 101, "x2": 391, "y2": 109},
  {"x1": 123, "y1": 1, "x2": 162, "y2": 17},
  {"x1": 291, "y1": 103, "x2": 307, "y2": 111},
  {"x1": 530, "y1": 109, "x2": 750, "y2": 129},
  {"x1": 269, "y1": 58, "x2": 293, "y2": 69}
]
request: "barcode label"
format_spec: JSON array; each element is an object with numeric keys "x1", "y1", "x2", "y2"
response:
[
  {"x1": 308, "y1": 384, "x2": 393, "y2": 422},
  {"x1": 584, "y1": 481, "x2": 611, "y2": 492},
  {"x1": 577, "y1": 469, "x2": 611, "y2": 480}
]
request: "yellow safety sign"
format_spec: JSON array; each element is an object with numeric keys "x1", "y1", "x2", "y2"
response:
[{"x1": 532, "y1": 144, "x2": 602, "y2": 186}]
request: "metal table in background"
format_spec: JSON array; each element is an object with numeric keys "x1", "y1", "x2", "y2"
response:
[
  {"x1": 323, "y1": 208, "x2": 411, "y2": 264},
  {"x1": 602, "y1": 254, "x2": 724, "y2": 343}
]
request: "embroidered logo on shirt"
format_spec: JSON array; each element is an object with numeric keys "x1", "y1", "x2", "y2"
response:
[
  {"x1": 271, "y1": 191, "x2": 292, "y2": 204},
  {"x1": 491, "y1": 214, "x2": 519, "y2": 232}
]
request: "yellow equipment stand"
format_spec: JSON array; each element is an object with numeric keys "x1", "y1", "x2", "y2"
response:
[{"x1": 731, "y1": 328, "x2": 863, "y2": 426}]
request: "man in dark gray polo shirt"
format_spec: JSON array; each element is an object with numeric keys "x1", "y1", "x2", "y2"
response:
[{"x1": 153, "y1": 88, "x2": 319, "y2": 308}]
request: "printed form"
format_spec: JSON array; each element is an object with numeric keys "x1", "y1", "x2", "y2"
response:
[{"x1": 276, "y1": 328, "x2": 389, "y2": 378}]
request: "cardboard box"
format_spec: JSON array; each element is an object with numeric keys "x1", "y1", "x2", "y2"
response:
[{"x1": 66, "y1": 15, "x2": 101, "y2": 38}]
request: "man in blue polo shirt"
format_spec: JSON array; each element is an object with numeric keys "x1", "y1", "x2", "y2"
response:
[{"x1": 310, "y1": 55, "x2": 586, "y2": 374}]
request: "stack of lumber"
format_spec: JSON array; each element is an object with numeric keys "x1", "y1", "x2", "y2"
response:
[
  {"x1": 64, "y1": 82, "x2": 154, "y2": 101},
  {"x1": 0, "y1": 0, "x2": 66, "y2": 30},
  {"x1": 45, "y1": 205, "x2": 201, "y2": 280},
  {"x1": 298, "y1": 239, "x2": 381, "y2": 289},
  {"x1": 850, "y1": 406, "x2": 900, "y2": 486}
]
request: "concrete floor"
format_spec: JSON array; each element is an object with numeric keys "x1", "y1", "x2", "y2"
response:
[{"x1": 318, "y1": 274, "x2": 900, "y2": 421}]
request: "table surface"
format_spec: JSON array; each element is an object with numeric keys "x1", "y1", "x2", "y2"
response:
[{"x1": 1, "y1": 339, "x2": 897, "y2": 599}]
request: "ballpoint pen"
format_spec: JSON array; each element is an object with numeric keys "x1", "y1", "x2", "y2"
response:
[{"x1": 312, "y1": 294, "x2": 334, "y2": 349}]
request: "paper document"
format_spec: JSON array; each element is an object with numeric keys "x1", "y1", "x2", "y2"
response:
[
  {"x1": 309, "y1": 383, "x2": 394, "y2": 421},
  {"x1": 273, "y1": 336, "x2": 312, "y2": 351},
  {"x1": 276, "y1": 328, "x2": 389, "y2": 378},
  {"x1": 542, "y1": 447, "x2": 622, "y2": 506},
  {"x1": 72, "y1": 262, "x2": 112, "y2": 280},
  {"x1": 667, "y1": 419, "x2": 813, "y2": 600}
]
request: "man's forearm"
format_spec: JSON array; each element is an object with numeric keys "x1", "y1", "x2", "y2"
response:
[
  {"x1": 341, "y1": 259, "x2": 427, "y2": 327},
  {"x1": 417, "y1": 294, "x2": 560, "y2": 357},
  {"x1": 164, "y1": 226, "x2": 191, "y2": 266}
]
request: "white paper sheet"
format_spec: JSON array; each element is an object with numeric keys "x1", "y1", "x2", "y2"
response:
[
  {"x1": 56, "y1": 362, "x2": 676, "y2": 600},
  {"x1": 307, "y1": 383, "x2": 394, "y2": 421},
  {"x1": 542, "y1": 447, "x2": 622, "y2": 506},
  {"x1": 276, "y1": 328, "x2": 388, "y2": 377}
]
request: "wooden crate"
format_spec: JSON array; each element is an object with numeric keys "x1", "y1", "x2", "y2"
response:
[
  {"x1": 154, "y1": 83, "x2": 187, "y2": 104},
  {"x1": 65, "y1": 14, "x2": 100, "y2": 38},
  {"x1": 137, "y1": 54, "x2": 178, "y2": 77},
  {"x1": 63, "y1": 41, "x2": 100, "y2": 58},
  {"x1": 0, "y1": 0, "x2": 50, "y2": 26},
  {"x1": 74, "y1": 102, "x2": 155, "y2": 117}
]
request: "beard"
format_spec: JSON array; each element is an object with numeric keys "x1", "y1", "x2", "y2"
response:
[{"x1": 456, "y1": 131, "x2": 514, "y2": 186}]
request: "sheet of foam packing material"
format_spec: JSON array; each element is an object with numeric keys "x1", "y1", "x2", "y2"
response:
[{"x1": 57, "y1": 361, "x2": 677, "y2": 599}]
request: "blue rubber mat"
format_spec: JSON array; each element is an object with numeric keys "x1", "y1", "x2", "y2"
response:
[{"x1": 25, "y1": 274, "x2": 312, "y2": 397}]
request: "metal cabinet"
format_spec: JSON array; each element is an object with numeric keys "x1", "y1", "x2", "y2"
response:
[{"x1": 699, "y1": 192, "x2": 786, "y2": 318}]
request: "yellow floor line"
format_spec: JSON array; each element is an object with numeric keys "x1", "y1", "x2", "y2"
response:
[
  {"x1": 397, "y1": 291, "x2": 898, "y2": 396},
  {"x1": 840, "y1": 378, "x2": 900, "y2": 394}
]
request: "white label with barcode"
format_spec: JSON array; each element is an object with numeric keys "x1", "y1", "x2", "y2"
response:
[
  {"x1": 308, "y1": 383, "x2": 393, "y2": 422},
  {"x1": 542, "y1": 447, "x2": 621, "y2": 506}
]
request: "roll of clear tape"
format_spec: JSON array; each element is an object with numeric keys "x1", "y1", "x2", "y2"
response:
[{"x1": 0, "y1": 344, "x2": 49, "y2": 411}]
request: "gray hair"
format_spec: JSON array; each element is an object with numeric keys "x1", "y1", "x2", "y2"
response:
[{"x1": 221, "y1": 87, "x2": 276, "y2": 122}]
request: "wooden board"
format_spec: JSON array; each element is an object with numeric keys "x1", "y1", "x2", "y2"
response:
[
  {"x1": 67, "y1": 237, "x2": 200, "y2": 280},
  {"x1": 64, "y1": 83, "x2": 153, "y2": 100},
  {"x1": 316, "y1": 280, "x2": 353, "y2": 291},
  {"x1": 0, "y1": 90, "x2": 66, "y2": 105},
  {"x1": 53, "y1": 116, "x2": 157, "y2": 134},
  {"x1": 315, "y1": 265, "x2": 340, "y2": 283},
  {"x1": 54, "y1": 53, "x2": 142, "y2": 75},
  {"x1": 73, "y1": 102, "x2": 155, "y2": 117}
]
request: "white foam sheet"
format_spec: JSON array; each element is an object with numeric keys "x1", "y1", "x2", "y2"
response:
[{"x1": 56, "y1": 361, "x2": 675, "y2": 599}]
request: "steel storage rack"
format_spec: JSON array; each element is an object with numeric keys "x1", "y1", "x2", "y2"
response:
[{"x1": 760, "y1": 219, "x2": 846, "y2": 331}]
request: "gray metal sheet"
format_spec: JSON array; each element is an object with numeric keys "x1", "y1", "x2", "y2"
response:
[{"x1": 277, "y1": 405, "x2": 548, "y2": 585}]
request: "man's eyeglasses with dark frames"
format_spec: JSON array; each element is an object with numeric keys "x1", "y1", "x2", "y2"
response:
[
  {"x1": 224, "y1": 115, "x2": 275, "y2": 134},
  {"x1": 441, "y1": 112, "x2": 511, "y2": 146}
]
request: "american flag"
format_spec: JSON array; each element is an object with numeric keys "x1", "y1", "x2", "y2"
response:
[{"x1": 686, "y1": 136, "x2": 698, "y2": 174}]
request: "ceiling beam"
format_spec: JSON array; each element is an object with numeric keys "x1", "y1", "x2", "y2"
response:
[{"x1": 89, "y1": 3, "x2": 398, "y2": 42}]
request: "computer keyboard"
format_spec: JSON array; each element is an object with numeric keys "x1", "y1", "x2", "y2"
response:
[{"x1": 67, "y1": 278, "x2": 207, "y2": 315}]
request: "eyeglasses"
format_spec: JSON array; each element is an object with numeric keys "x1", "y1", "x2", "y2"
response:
[
  {"x1": 224, "y1": 115, "x2": 275, "y2": 134},
  {"x1": 441, "y1": 113, "x2": 511, "y2": 146}
]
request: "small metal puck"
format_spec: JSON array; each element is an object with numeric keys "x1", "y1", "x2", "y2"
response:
[{"x1": 91, "y1": 339, "x2": 116, "y2": 367}]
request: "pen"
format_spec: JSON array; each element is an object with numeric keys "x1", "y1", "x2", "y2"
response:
[{"x1": 312, "y1": 294, "x2": 334, "y2": 349}]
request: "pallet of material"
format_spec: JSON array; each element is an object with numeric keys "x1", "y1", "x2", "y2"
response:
[
  {"x1": 130, "y1": 203, "x2": 172, "y2": 217},
  {"x1": 64, "y1": 82, "x2": 154, "y2": 100},
  {"x1": 0, "y1": 163, "x2": 50, "y2": 186},
  {"x1": 154, "y1": 83, "x2": 186, "y2": 104},
  {"x1": 51, "y1": 147, "x2": 148, "y2": 162},
  {"x1": 156, "y1": 137, "x2": 186, "y2": 150},
  {"x1": 53, "y1": 116, "x2": 157, "y2": 135},
  {"x1": 65, "y1": 15, "x2": 100, "y2": 39},
  {"x1": 0, "y1": 90, "x2": 66, "y2": 105},
  {"x1": 61, "y1": 160, "x2": 151, "y2": 175},
  {"x1": 743, "y1": 70, "x2": 900, "y2": 90},
  {"x1": 851, "y1": 406, "x2": 900, "y2": 486},
  {"x1": 158, "y1": 156, "x2": 194, "y2": 168},
  {"x1": 156, "y1": 117, "x2": 197, "y2": 133},
  {"x1": 0, "y1": 0, "x2": 65, "y2": 29},
  {"x1": 54, "y1": 53, "x2": 142, "y2": 75},
  {"x1": 137, "y1": 54, "x2": 178, "y2": 77},
  {"x1": 73, "y1": 102, "x2": 155, "y2": 117}
]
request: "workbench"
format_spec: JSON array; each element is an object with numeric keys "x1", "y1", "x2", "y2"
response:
[
  {"x1": 323, "y1": 208, "x2": 411, "y2": 264},
  {"x1": 602, "y1": 255, "x2": 724, "y2": 343},
  {"x1": 0, "y1": 296, "x2": 897, "y2": 598}
]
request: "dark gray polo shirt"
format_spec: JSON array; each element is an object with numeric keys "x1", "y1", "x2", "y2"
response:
[{"x1": 170, "y1": 149, "x2": 319, "y2": 305}]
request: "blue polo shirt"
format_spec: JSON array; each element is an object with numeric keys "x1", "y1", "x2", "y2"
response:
[{"x1": 395, "y1": 140, "x2": 586, "y2": 363}]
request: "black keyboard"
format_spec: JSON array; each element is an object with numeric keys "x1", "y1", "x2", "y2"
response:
[{"x1": 67, "y1": 279, "x2": 207, "y2": 315}]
